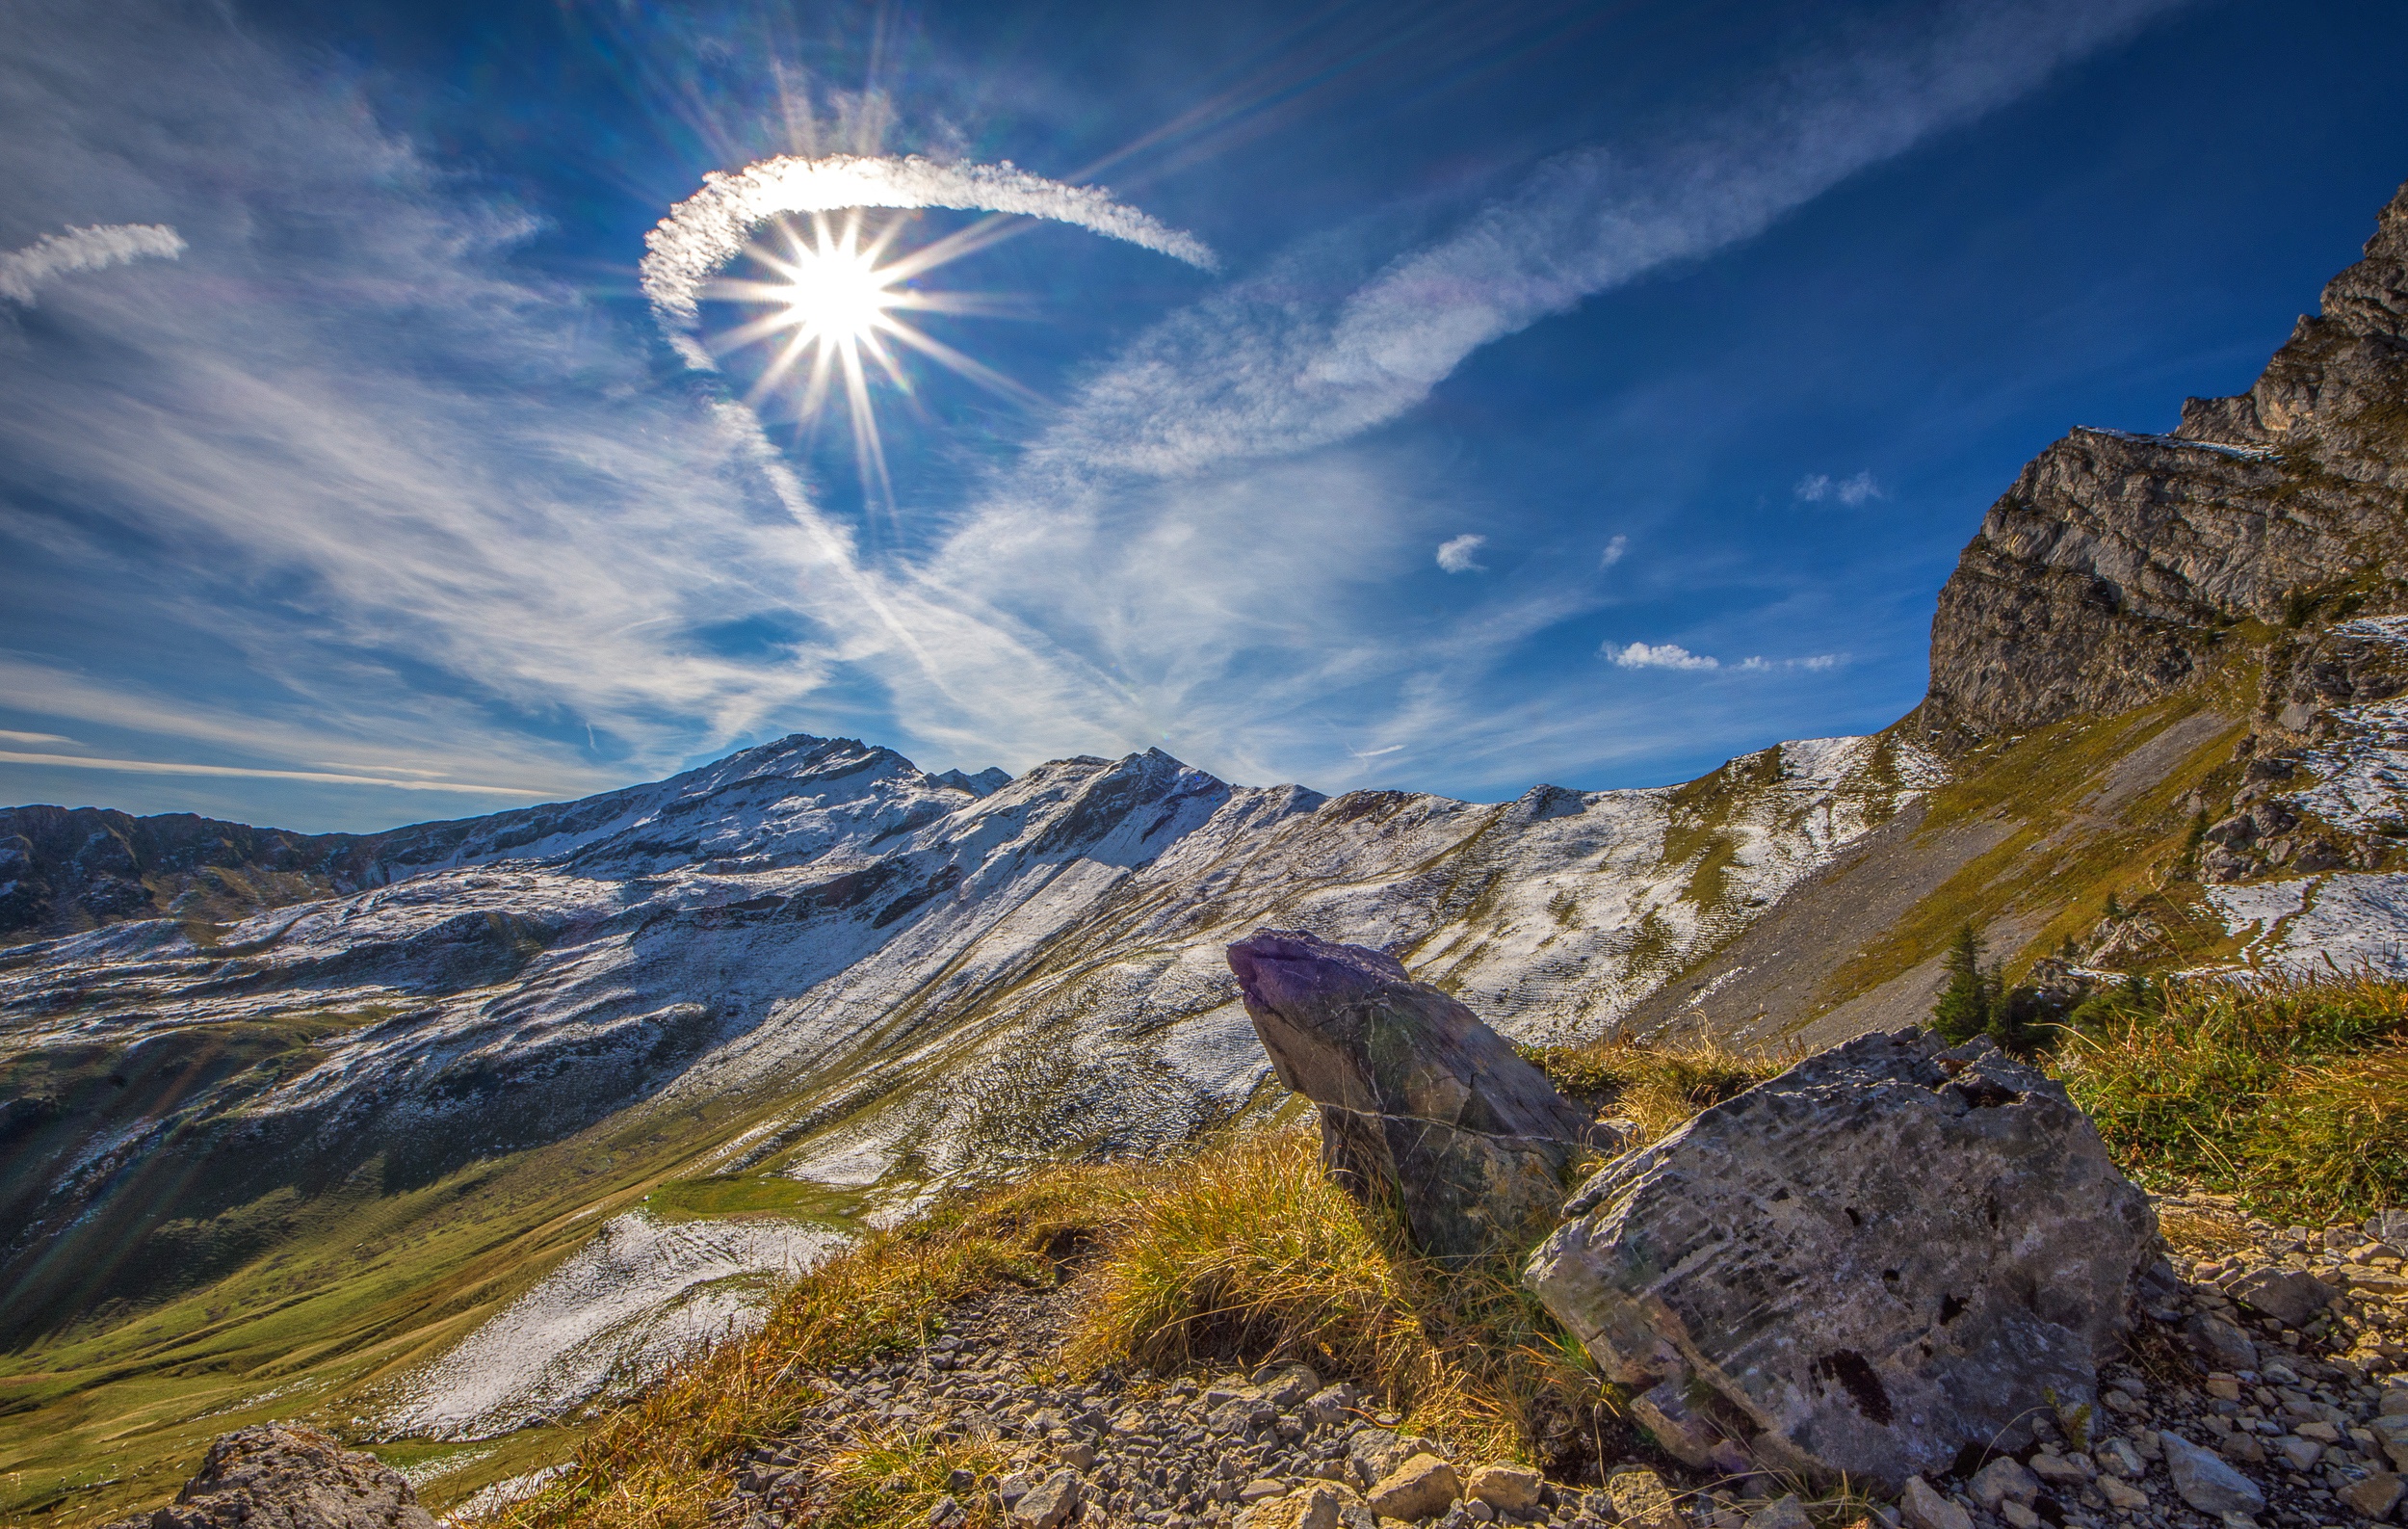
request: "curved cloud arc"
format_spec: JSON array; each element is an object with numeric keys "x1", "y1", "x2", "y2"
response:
[
  {"x1": 641, "y1": 153, "x2": 1217, "y2": 328},
  {"x1": 0, "y1": 223, "x2": 184, "y2": 305}
]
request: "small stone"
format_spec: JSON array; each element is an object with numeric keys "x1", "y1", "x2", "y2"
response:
[
  {"x1": 1466, "y1": 1501, "x2": 1497, "y2": 1523},
  {"x1": 1971, "y1": 1458, "x2": 2041, "y2": 1509},
  {"x1": 2271, "y1": 1434, "x2": 2323, "y2": 1472},
  {"x1": 2095, "y1": 1438, "x2": 2144, "y2": 1479},
  {"x1": 2029, "y1": 1451, "x2": 2095, "y2": 1485},
  {"x1": 2190, "y1": 1316, "x2": 2261, "y2": 1372},
  {"x1": 2228, "y1": 1269, "x2": 2340, "y2": 1329},
  {"x1": 2160, "y1": 1433, "x2": 2266, "y2": 1517},
  {"x1": 1745, "y1": 1494, "x2": 1812, "y2": 1529},
  {"x1": 1898, "y1": 1475, "x2": 1974, "y2": 1529},
  {"x1": 1368, "y1": 1456, "x2": 1461, "y2": 1522},
  {"x1": 2295, "y1": 1420, "x2": 2341, "y2": 1443},
  {"x1": 2336, "y1": 1472, "x2": 2402, "y2": 1519},
  {"x1": 1258, "y1": 1363, "x2": 1324, "y2": 1410},
  {"x1": 2207, "y1": 1375, "x2": 2244, "y2": 1402},
  {"x1": 1234, "y1": 1484, "x2": 1346, "y2": 1529},
  {"x1": 1304, "y1": 1384, "x2": 1364, "y2": 1427},
  {"x1": 2000, "y1": 1502, "x2": 2041, "y2": 1529},
  {"x1": 1061, "y1": 1442, "x2": 1098, "y2": 1470},
  {"x1": 1609, "y1": 1468, "x2": 1684, "y2": 1529},
  {"x1": 1242, "y1": 1481, "x2": 1289, "y2": 1503},
  {"x1": 1465, "y1": 1464, "x2": 1543, "y2": 1514},
  {"x1": 2097, "y1": 1477, "x2": 2149, "y2": 1513},
  {"x1": 1009, "y1": 1468, "x2": 1084, "y2": 1529}
]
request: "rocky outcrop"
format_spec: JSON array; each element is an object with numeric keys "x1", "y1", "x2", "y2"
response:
[
  {"x1": 1915, "y1": 178, "x2": 2408, "y2": 751},
  {"x1": 1523, "y1": 1030, "x2": 2157, "y2": 1489},
  {"x1": 1225, "y1": 929, "x2": 1607, "y2": 1262},
  {"x1": 104, "y1": 1426, "x2": 434, "y2": 1529}
]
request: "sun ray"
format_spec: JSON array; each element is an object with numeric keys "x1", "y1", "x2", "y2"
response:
[{"x1": 703, "y1": 208, "x2": 1048, "y2": 511}]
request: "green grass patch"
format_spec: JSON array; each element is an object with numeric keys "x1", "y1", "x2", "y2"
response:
[{"x1": 2055, "y1": 971, "x2": 2408, "y2": 1223}]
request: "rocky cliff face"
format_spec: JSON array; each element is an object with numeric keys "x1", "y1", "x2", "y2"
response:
[{"x1": 1915, "y1": 180, "x2": 2408, "y2": 751}]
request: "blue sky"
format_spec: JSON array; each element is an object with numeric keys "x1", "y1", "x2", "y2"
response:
[{"x1": 2, "y1": 0, "x2": 2405, "y2": 832}]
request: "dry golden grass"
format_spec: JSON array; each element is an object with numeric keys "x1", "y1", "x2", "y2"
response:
[
  {"x1": 490, "y1": 1165, "x2": 1118, "y2": 1529},
  {"x1": 1062, "y1": 1128, "x2": 1600, "y2": 1462},
  {"x1": 1531, "y1": 1034, "x2": 1790, "y2": 1145}
]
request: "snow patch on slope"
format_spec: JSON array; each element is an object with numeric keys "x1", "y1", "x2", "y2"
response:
[{"x1": 381, "y1": 1211, "x2": 846, "y2": 1440}]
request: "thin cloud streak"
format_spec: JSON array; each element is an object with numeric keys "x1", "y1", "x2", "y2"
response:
[
  {"x1": 0, "y1": 750, "x2": 549, "y2": 795},
  {"x1": 0, "y1": 223, "x2": 181, "y2": 304}
]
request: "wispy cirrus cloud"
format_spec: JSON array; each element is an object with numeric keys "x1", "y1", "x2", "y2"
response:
[
  {"x1": 0, "y1": 749, "x2": 547, "y2": 795},
  {"x1": 0, "y1": 0, "x2": 2189, "y2": 827},
  {"x1": 0, "y1": 223, "x2": 181, "y2": 304},
  {"x1": 641, "y1": 154, "x2": 1217, "y2": 329}
]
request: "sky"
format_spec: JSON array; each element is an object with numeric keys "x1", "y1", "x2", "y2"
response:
[{"x1": 3, "y1": 0, "x2": 2406, "y2": 833}]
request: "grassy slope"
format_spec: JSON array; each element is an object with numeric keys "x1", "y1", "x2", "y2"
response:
[
  {"x1": 0, "y1": 1080, "x2": 869, "y2": 1527},
  {"x1": 1616, "y1": 680, "x2": 2261, "y2": 1048}
]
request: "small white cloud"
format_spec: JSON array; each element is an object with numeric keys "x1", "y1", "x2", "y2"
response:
[
  {"x1": 1436, "y1": 534, "x2": 1487, "y2": 573},
  {"x1": 0, "y1": 728, "x2": 78, "y2": 745},
  {"x1": 1794, "y1": 470, "x2": 1883, "y2": 505},
  {"x1": 1609, "y1": 645, "x2": 1845, "y2": 674},
  {"x1": 1609, "y1": 641, "x2": 1718, "y2": 671},
  {"x1": 1601, "y1": 534, "x2": 1628, "y2": 568}
]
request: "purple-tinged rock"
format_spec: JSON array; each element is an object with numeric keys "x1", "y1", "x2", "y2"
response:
[{"x1": 1225, "y1": 928, "x2": 1607, "y2": 1261}]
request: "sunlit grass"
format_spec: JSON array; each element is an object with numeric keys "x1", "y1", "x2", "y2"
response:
[
  {"x1": 2054, "y1": 970, "x2": 2408, "y2": 1223},
  {"x1": 1531, "y1": 1034, "x2": 1788, "y2": 1145}
]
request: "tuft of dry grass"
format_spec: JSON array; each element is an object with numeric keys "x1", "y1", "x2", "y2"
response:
[
  {"x1": 1062, "y1": 1127, "x2": 1600, "y2": 1463},
  {"x1": 2054, "y1": 970, "x2": 2408, "y2": 1223},
  {"x1": 1531, "y1": 1034, "x2": 1790, "y2": 1145}
]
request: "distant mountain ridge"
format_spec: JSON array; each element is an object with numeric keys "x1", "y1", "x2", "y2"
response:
[{"x1": 0, "y1": 741, "x2": 1015, "y2": 945}]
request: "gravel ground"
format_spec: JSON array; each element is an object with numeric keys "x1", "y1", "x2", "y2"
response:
[{"x1": 704, "y1": 1199, "x2": 2408, "y2": 1529}]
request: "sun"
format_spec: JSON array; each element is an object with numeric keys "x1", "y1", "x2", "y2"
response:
[
  {"x1": 701, "y1": 212, "x2": 1035, "y2": 509},
  {"x1": 772, "y1": 230, "x2": 902, "y2": 348}
]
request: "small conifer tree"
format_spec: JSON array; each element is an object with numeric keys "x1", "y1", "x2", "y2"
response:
[{"x1": 1932, "y1": 923, "x2": 1993, "y2": 1043}]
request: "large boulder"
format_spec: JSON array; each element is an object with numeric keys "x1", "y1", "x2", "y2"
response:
[
  {"x1": 105, "y1": 1426, "x2": 435, "y2": 1529},
  {"x1": 1224, "y1": 928, "x2": 1605, "y2": 1262},
  {"x1": 1524, "y1": 1030, "x2": 2156, "y2": 1489}
]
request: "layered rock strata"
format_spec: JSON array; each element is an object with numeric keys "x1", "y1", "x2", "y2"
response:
[{"x1": 1524, "y1": 1030, "x2": 2157, "y2": 1489}]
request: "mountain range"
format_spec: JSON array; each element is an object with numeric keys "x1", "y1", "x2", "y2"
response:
[{"x1": 5, "y1": 176, "x2": 2408, "y2": 1524}]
